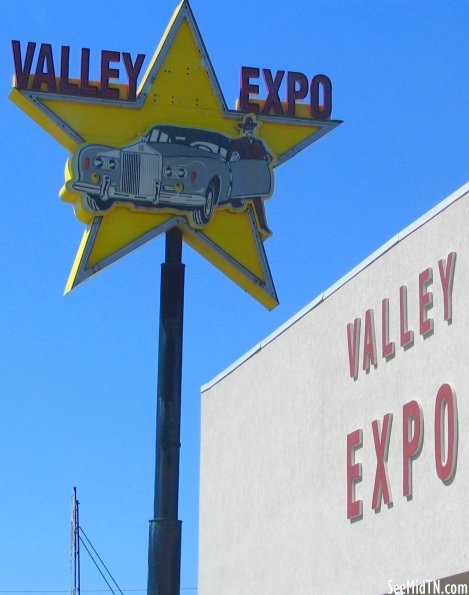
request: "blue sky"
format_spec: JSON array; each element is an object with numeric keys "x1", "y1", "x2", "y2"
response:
[{"x1": 1, "y1": 1, "x2": 468, "y2": 592}]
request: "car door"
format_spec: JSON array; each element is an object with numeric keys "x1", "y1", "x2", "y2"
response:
[{"x1": 229, "y1": 159, "x2": 272, "y2": 198}]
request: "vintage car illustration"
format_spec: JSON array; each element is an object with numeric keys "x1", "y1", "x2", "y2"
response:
[{"x1": 64, "y1": 124, "x2": 274, "y2": 227}]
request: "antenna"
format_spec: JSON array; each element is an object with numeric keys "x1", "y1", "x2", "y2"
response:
[
  {"x1": 69, "y1": 487, "x2": 124, "y2": 594},
  {"x1": 71, "y1": 487, "x2": 81, "y2": 595}
]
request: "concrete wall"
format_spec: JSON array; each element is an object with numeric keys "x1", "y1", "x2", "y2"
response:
[{"x1": 199, "y1": 183, "x2": 469, "y2": 595}]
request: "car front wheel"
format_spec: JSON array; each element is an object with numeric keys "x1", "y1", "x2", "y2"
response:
[{"x1": 85, "y1": 194, "x2": 113, "y2": 213}]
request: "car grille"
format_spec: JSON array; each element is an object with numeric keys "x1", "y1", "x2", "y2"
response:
[
  {"x1": 120, "y1": 152, "x2": 140, "y2": 195},
  {"x1": 139, "y1": 154, "x2": 161, "y2": 196},
  {"x1": 120, "y1": 151, "x2": 161, "y2": 197}
]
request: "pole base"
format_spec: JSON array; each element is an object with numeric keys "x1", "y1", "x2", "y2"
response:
[{"x1": 147, "y1": 518, "x2": 182, "y2": 595}]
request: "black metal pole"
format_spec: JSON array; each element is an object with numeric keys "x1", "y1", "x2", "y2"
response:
[
  {"x1": 72, "y1": 487, "x2": 81, "y2": 595},
  {"x1": 148, "y1": 227, "x2": 185, "y2": 595}
]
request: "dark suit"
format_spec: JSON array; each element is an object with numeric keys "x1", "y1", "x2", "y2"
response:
[{"x1": 229, "y1": 136, "x2": 268, "y2": 161}]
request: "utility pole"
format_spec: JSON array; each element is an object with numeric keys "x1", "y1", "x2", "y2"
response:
[{"x1": 71, "y1": 487, "x2": 81, "y2": 595}]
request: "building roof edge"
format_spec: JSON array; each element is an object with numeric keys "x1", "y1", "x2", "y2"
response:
[{"x1": 201, "y1": 181, "x2": 469, "y2": 393}]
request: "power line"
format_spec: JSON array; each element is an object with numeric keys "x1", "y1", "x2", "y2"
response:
[
  {"x1": 79, "y1": 526, "x2": 124, "y2": 595},
  {"x1": 0, "y1": 588, "x2": 198, "y2": 593},
  {"x1": 79, "y1": 537, "x2": 121, "y2": 595}
]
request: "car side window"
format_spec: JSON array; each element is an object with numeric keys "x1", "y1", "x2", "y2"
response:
[
  {"x1": 148, "y1": 129, "x2": 159, "y2": 142},
  {"x1": 148, "y1": 129, "x2": 171, "y2": 143}
]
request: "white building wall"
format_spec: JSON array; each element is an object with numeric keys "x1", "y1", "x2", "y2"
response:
[{"x1": 199, "y1": 183, "x2": 469, "y2": 595}]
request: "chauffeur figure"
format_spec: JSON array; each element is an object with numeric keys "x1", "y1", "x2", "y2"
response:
[
  {"x1": 229, "y1": 115, "x2": 271, "y2": 162},
  {"x1": 228, "y1": 115, "x2": 272, "y2": 236}
]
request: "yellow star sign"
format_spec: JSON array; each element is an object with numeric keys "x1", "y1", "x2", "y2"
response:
[{"x1": 9, "y1": 0, "x2": 340, "y2": 309}]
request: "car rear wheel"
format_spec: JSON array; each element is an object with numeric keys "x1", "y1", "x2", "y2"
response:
[
  {"x1": 231, "y1": 197, "x2": 245, "y2": 210},
  {"x1": 192, "y1": 181, "x2": 218, "y2": 226}
]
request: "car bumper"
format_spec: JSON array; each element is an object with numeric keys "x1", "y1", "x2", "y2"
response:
[{"x1": 72, "y1": 180, "x2": 206, "y2": 210}]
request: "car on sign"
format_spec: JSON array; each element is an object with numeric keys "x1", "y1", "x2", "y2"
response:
[{"x1": 65, "y1": 125, "x2": 273, "y2": 226}]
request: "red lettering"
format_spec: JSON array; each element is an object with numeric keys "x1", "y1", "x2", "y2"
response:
[
  {"x1": 434, "y1": 384, "x2": 458, "y2": 482},
  {"x1": 12, "y1": 41, "x2": 145, "y2": 101},
  {"x1": 362, "y1": 309, "x2": 377, "y2": 372},
  {"x1": 32, "y1": 43, "x2": 56, "y2": 92},
  {"x1": 261, "y1": 69, "x2": 284, "y2": 115},
  {"x1": 402, "y1": 400, "x2": 423, "y2": 498},
  {"x1": 122, "y1": 52, "x2": 145, "y2": 101},
  {"x1": 100, "y1": 50, "x2": 120, "y2": 100},
  {"x1": 347, "y1": 382, "x2": 457, "y2": 519},
  {"x1": 372, "y1": 413, "x2": 393, "y2": 510},
  {"x1": 286, "y1": 71, "x2": 308, "y2": 116},
  {"x1": 347, "y1": 429, "x2": 363, "y2": 520},
  {"x1": 79, "y1": 48, "x2": 98, "y2": 97},
  {"x1": 438, "y1": 252, "x2": 456, "y2": 322},
  {"x1": 12, "y1": 40, "x2": 36, "y2": 89},
  {"x1": 346, "y1": 318, "x2": 361, "y2": 379},
  {"x1": 381, "y1": 297, "x2": 395, "y2": 359},
  {"x1": 310, "y1": 74, "x2": 332, "y2": 120},
  {"x1": 59, "y1": 46, "x2": 78, "y2": 95},
  {"x1": 239, "y1": 66, "x2": 260, "y2": 113},
  {"x1": 399, "y1": 285, "x2": 414, "y2": 348},
  {"x1": 239, "y1": 67, "x2": 333, "y2": 119},
  {"x1": 419, "y1": 267, "x2": 434, "y2": 337}
]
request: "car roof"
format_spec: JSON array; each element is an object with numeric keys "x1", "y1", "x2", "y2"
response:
[{"x1": 147, "y1": 125, "x2": 231, "y2": 148}]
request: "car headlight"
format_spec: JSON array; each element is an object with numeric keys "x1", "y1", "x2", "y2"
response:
[
  {"x1": 94, "y1": 156, "x2": 119, "y2": 170},
  {"x1": 176, "y1": 168, "x2": 186, "y2": 178},
  {"x1": 164, "y1": 166, "x2": 173, "y2": 177}
]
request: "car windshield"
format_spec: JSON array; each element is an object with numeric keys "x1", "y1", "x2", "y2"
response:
[{"x1": 146, "y1": 126, "x2": 230, "y2": 158}]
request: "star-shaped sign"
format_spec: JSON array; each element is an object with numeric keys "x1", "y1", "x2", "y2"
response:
[{"x1": 9, "y1": 0, "x2": 340, "y2": 309}]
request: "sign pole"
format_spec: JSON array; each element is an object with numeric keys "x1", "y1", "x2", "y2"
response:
[{"x1": 148, "y1": 227, "x2": 185, "y2": 595}]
